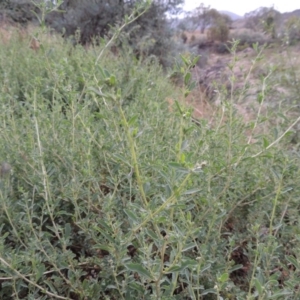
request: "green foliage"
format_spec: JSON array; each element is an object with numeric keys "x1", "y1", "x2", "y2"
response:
[
  {"x1": 192, "y1": 5, "x2": 232, "y2": 37},
  {"x1": 1, "y1": 27, "x2": 300, "y2": 300},
  {"x1": 283, "y1": 16, "x2": 300, "y2": 45},
  {"x1": 192, "y1": 3, "x2": 212, "y2": 34},
  {"x1": 0, "y1": 0, "x2": 39, "y2": 24},
  {"x1": 245, "y1": 7, "x2": 280, "y2": 39},
  {"x1": 45, "y1": 0, "x2": 184, "y2": 67},
  {"x1": 1, "y1": 0, "x2": 185, "y2": 67},
  {"x1": 229, "y1": 29, "x2": 270, "y2": 49},
  {"x1": 208, "y1": 16, "x2": 230, "y2": 43}
]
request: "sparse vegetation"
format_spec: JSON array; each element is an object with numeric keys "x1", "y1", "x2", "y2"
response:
[
  {"x1": 229, "y1": 29, "x2": 270, "y2": 49},
  {"x1": 283, "y1": 16, "x2": 300, "y2": 45},
  {"x1": 1, "y1": 2, "x2": 300, "y2": 300}
]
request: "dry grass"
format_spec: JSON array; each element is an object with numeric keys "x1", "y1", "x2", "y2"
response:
[
  {"x1": 0, "y1": 21, "x2": 14, "y2": 44},
  {"x1": 184, "y1": 29, "x2": 208, "y2": 44},
  {"x1": 0, "y1": 22, "x2": 39, "y2": 49},
  {"x1": 0, "y1": 22, "x2": 63, "y2": 52},
  {"x1": 170, "y1": 41, "x2": 300, "y2": 138}
]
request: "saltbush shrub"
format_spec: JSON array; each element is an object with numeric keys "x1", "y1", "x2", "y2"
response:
[
  {"x1": 207, "y1": 19, "x2": 229, "y2": 43},
  {"x1": 0, "y1": 27, "x2": 300, "y2": 300},
  {"x1": 230, "y1": 29, "x2": 270, "y2": 49}
]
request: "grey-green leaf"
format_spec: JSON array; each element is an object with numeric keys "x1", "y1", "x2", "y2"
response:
[{"x1": 125, "y1": 263, "x2": 152, "y2": 280}]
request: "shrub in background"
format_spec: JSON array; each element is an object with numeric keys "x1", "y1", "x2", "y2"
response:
[
  {"x1": 283, "y1": 16, "x2": 300, "y2": 45},
  {"x1": 207, "y1": 16, "x2": 230, "y2": 43},
  {"x1": 1, "y1": 0, "x2": 185, "y2": 68},
  {"x1": 244, "y1": 6, "x2": 281, "y2": 39},
  {"x1": 0, "y1": 0, "x2": 38, "y2": 25},
  {"x1": 229, "y1": 29, "x2": 270, "y2": 49},
  {"x1": 45, "y1": 0, "x2": 184, "y2": 67},
  {"x1": 180, "y1": 32, "x2": 188, "y2": 44}
]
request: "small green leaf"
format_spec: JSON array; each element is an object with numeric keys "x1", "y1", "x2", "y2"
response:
[
  {"x1": 281, "y1": 187, "x2": 293, "y2": 194},
  {"x1": 186, "y1": 211, "x2": 191, "y2": 222},
  {"x1": 254, "y1": 278, "x2": 264, "y2": 295},
  {"x1": 184, "y1": 72, "x2": 191, "y2": 86},
  {"x1": 44, "y1": 280, "x2": 57, "y2": 293},
  {"x1": 103, "y1": 68, "x2": 110, "y2": 78},
  {"x1": 64, "y1": 223, "x2": 71, "y2": 240},
  {"x1": 175, "y1": 100, "x2": 183, "y2": 114},
  {"x1": 188, "y1": 81, "x2": 196, "y2": 91},
  {"x1": 97, "y1": 220, "x2": 113, "y2": 233},
  {"x1": 252, "y1": 42, "x2": 258, "y2": 52},
  {"x1": 192, "y1": 56, "x2": 200, "y2": 65},
  {"x1": 128, "y1": 282, "x2": 145, "y2": 293},
  {"x1": 97, "y1": 66, "x2": 105, "y2": 78},
  {"x1": 92, "y1": 244, "x2": 111, "y2": 252},
  {"x1": 182, "y1": 242, "x2": 197, "y2": 252},
  {"x1": 286, "y1": 255, "x2": 300, "y2": 269},
  {"x1": 278, "y1": 113, "x2": 288, "y2": 121},
  {"x1": 263, "y1": 137, "x2": 269, "y2": 148},
  {"x1": 184, "y1": 90, "x2": 190, "y2": 98},
  {"x1": 143, "y1": 182, "x2": 151, "y2": 193},
  {"x1": 88, "y1": 87, "x2": 105, "y2": 97},
  {"x1": 145, "y1": 229, "x2": 159, "y2": 241},
  {"x1": 181, "y1": 140, "x2": 189, "y2": 151},
  {"x1": 268, "y1": 291, "x2": 293, "y2": 299},
  {"x1": 200, "y1": 264, "x2": 211, "y2": 274},
  {"x1": 201, "y1": 288, "x2": 217, "y2": 296},
  {"x1": 257, "y1": 92, "x2": 263, "y2": 104},
  {"x1": 128, "y1": 115, "x2": 138, "y2": 126},
  {"x1": 166, "y1": 258, "x2": 197, "y2": 273},
  {"x1": 166, "y1": 264, "x2": 183, "y2": 273},
  {"x1": 218, "y1": 272, "x2": 229, "y2": 283},
  {"x1": 36, "y1": 264, "x2": 46, "y2": 282},
  {"x1": 168, "y1": 162, "x2": 187, "y2": 171},
  {"x1": 106, "y1": 285, "x2": 118, "y2": 290},
  {"x1": 125, "y1": 263, "x2": 152, "y2": 280},
  {"x1": 88, "y1": 87, "x2": 115, "y2": 100},
  {"x1": 229, "y1": 264, "x2": 243, "y2": 272},
  {"x1": 112, "y1": 154, "x2": 132, "y2": 167},
  {"x1": 124, "y1": 209, "x2": 139, "y2": 223},
  {"x1": 180, "y1": 54, "x2": 189, "y2": 67},
  {"x1": 180, "y1": 153, "x2": 186, "y2": 164},
  {"x1": 284, "y1": 130, "x2": 294, "y2": 138},
  {"x1": 183, "y1": 188, "x2": 201, "y2": 195},
  {"x1": 109, "y1": 75, "x2": 116, "y2": 86},
  {"x1": 96, "y1": 229, "x2": 115, "y2": 243}
]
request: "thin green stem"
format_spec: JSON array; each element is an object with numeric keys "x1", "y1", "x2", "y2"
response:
[{"x1": 118, "y1": 105, "x2": 148, "y2": 208}]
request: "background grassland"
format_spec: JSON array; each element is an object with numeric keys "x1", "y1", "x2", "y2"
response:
[{"x1": 1, "y1": 28, "x2": 300, "y2": 300}]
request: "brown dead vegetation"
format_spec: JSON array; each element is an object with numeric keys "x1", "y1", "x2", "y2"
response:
[
  {"x1": 166, "y1": 84, "x2": 219, "y2": 131},
  {"x1": 29, "y1": 37, "x2": 40, "y2": 51},
  {"x1": 0, "y1": 20, "x2": 40, "y2": 51}
]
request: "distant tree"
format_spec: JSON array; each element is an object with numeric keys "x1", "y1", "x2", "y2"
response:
[
  {"x1": 192, "y1": 5, "x2": 231, "y2": 36},
  {"x1": 245, "y1": 6, "x2": 280, "y2": 38},
  {"x1": 221, "y1": 13, "x2": 232, "y2": 27},
  {"x1": 45, "y1": 0, "x2": 183, "y2": 66},
  {"x1": 0, "y1": 0, "x2": 184, "y2": 66},
  {"x1": 284, "y1": 16, "x2": 300, "y2": 44},
  {"x1": 193, "y1": 3, "x2": 211, "y2": 33},
  {"x1": 0, "y1": 0, "x2": 39, "y2": 25},
  {"x1": 262, "y1": 9, "x2": 278, "y2": 38},
  {"x1": 207, "y1": 14, "x2": 230, "y2": 43}
]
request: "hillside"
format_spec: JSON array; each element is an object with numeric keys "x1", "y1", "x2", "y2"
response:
[{"x1": 220, "y1": 10, "x2": 242, "y2": 20}]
